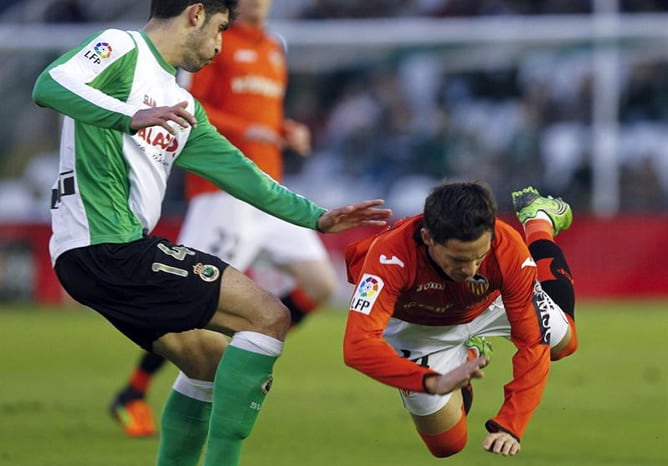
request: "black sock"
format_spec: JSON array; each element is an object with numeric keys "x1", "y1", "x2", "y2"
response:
[
  {"x1": 116, "y1": 353, "x2": 167, "y2": 404},
  {"x1": 280, "y1": 293, "x2": 306, "y2": 325},
  {"x1": 117, "y1": 387, "x2": 144, "y2": 404},
  {"x1": 461, "y1": 384, "x2": 473, "y2": 415},
  {"x1": 139, "y1": 352, "x2": 167, "y2": 373}
]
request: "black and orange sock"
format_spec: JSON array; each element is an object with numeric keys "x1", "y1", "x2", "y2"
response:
[
  {"x1": 280, "y1": 288, "x2": 318, "y2": 326},
  {"x1": 118, "y1": 352, "x2": 167, "y2": 402},
  {"x1": 529, "y1": 240, "x2": 575, "y2": 320}
]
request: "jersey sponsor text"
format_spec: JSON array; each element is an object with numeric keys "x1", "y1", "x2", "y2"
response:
[{"x1": 231, "y1": 75, "x2": 284, "y2": 98}]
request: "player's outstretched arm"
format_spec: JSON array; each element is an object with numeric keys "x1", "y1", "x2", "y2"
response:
[
  {"x1": 483, "y1": 431, "x2": 521, "y2": 456},
  {"x1": 316, "y1": 200, "x2": 392, "y2": 233},
  {"x1": 423, "y1": 357, "x2": 488, "y2": 395}
]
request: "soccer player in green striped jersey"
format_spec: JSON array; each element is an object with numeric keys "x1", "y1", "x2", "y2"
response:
[{"x1": 32, "y1": 1, "x2": 391, "y2": 465}]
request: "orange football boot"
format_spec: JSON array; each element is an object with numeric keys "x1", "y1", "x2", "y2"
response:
[{"x1": 110, "y1": 398, "x2": 157, "y2": 437}]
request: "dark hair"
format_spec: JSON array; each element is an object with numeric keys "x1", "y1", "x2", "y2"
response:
[
  {"x1": 150, "y1": 0, "x2": 238, "y2": 21},
  {"x1": 423, "y1": 181, "x2": 496, "y2": 244}
]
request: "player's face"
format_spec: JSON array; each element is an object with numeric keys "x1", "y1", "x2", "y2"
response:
[
  {"x1": 181, "y1": 11, "x2": 230, "y2": 72},
  {"x1": 422, "y1": 228, "x2": 492, "y2": 282}
]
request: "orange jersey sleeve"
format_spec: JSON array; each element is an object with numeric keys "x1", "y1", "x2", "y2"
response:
[
  {"x1": 185, "y1": 23, "x2": 287, "y2": 200},
  {"x1": 343, "y1": 216, "x2": 439, "y2": 393}
]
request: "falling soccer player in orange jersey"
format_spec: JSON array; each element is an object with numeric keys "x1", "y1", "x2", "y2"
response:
[{"x1": 343, "y1": 181, "x2": 578, "y2": 458}]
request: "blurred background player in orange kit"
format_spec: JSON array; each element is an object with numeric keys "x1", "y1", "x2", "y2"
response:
[
  {"x1": 109, "y1": 0, "x2": 336, "y2": 437},
  {"x1": 343, "y1": 182, "x2": 578, "y2": 458}
]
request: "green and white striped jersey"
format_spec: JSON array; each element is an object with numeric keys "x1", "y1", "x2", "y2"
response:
[{"x1": 33, "y1": 29, "x2": 326, "y2": 264}]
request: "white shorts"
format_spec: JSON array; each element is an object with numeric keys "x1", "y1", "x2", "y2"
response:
[
  {"x1": 177, "y1": 191, "x2": 328, "y2": 272},
  {"x1": 385, "y1": 292, "x2": 569, "y2": 416}
]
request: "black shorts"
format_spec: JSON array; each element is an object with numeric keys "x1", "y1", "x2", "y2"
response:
[{"x1": 54, "y1": 236, "x2": 229, "y2": 351}]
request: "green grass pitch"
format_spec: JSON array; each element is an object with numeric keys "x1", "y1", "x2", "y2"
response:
[{"x1": 0, "y1": 301, "x2": 666, "y2": 465}]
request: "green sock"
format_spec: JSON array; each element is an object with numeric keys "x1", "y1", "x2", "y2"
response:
[
  {"x1": 156, "y1": 390, "x2": 212, "y2": 466},
  {"x1": 203, "y1": 345, "x2": 277, "y2": 466}
]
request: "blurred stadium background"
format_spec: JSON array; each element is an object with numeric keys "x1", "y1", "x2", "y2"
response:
[
  {"x1": 0, "y1": 2, "x2": 667, "y2": 466},
  {"x1": 0, "y1": 1, "x2": 667, "y2": 301}
]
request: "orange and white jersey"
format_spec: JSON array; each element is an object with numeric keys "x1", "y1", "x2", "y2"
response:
[
  {"x1": 185, "y1": 22, "x2": 287, "y2": 200},
  {"x1": 343, "y1": 214, "x2": 551, "y2": 439}
]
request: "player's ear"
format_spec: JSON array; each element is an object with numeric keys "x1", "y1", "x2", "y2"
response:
[
  {"x1": 420, "y1": 227, "x2": 433, "y2": 246},
  {"x1": 185, "y1": 3, "x2": 205, "y2": 27}
]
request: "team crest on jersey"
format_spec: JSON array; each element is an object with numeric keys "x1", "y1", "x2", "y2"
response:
[
  {"x1": 193, "y1": 263, "x2": 220, "y2": 282},
  {"x1": 466, "y1": 274, "x2": 489, "y2": 296},
  {"x1": 94, "y1": 42, "x2": 112, "y2": 59},
  {"x1": 349, "y1": 273, "x2": 384, "y2": 315}
]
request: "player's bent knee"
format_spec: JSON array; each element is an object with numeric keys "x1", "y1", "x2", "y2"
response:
[
  {"x1": 248, "y1": 291, "x2": 291, "y2": 338},
  {"x1": 551, "y1": 335, "x2": 578, "y2": 361},
  {"x1": 418, "y1": 416, "x2": 468, "y2": 458},
  {"x1": 264, "y1": 299, "x2": 291, "y2": 334},
  {"x1": 551, "y1": 315, "x2": 578, "y2": 361}
]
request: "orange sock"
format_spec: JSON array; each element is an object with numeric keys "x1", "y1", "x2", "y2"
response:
[
  {"x1": 418, "y1": 410, "x2": 468, "y2": 458},
  {"x1": 284, "y1": 288, "x2": 320, "y2": 327},
  {"x1": 523, "y1": 219, "x2": 553, "y2": 244},
  {"x1": 129, "y1": 370, "x2": 152, "y2": 393},
  {"x1": 289, "y1": 288, "x2": 318, "y2": 314}
]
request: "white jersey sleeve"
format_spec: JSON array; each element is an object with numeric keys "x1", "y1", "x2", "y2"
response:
[{"x1": 33, "y1": 28, "x2": 143, "y2": 133}]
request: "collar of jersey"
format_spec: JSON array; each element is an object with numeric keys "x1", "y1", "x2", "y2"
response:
[{"x1": 139, "y1": 30, "x2": 177, "y2": 76}]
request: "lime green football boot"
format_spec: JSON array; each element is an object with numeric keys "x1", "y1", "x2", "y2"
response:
[
  {"x1": 511, "y1": 186, "x2": 573, "y2": 236},
  {"x1": 464, "y1": 336, "x2": 493, "y2": 361}
]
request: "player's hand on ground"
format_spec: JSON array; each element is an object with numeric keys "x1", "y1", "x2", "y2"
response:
[
  {"x1": 131, "y1": 101, "x2": 196, "y2": 134},
  {"x1": 426, "y1": 357, "x2": 488, "y2": 395},
  {"x1": 283, "y1": 119, "x2": 311, "y2": 156},
  {"x1": 317, "y1": 200, "x2": 392, "y2": 233},
  {"x1": 483, "y1": 431, "x2": 521, "y2": 456}
]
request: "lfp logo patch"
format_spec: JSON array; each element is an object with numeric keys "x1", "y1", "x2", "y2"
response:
[
  {"x1": 94, "y1": 42, "x2": 112, "y2": 59},
  {"x1": 350, "y1": 273, "x2": 384, "y2": 315}
]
